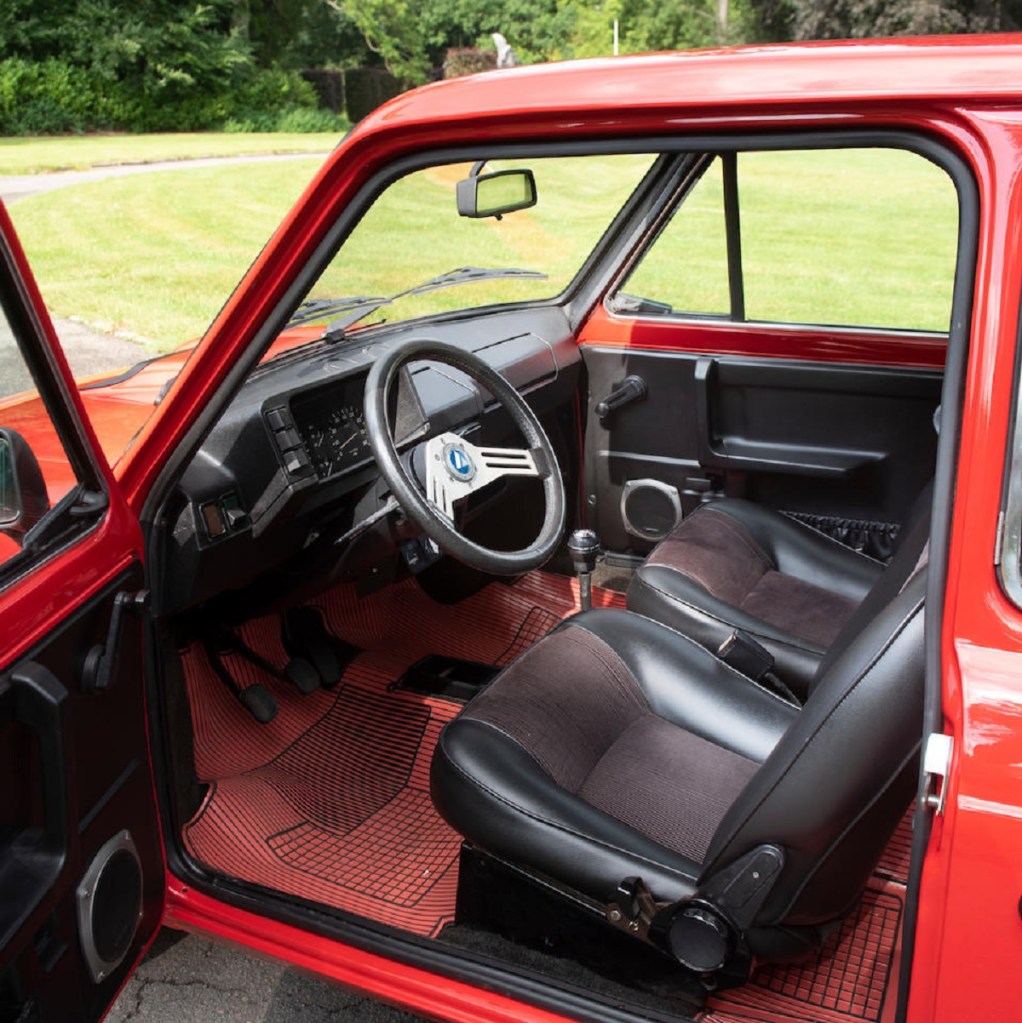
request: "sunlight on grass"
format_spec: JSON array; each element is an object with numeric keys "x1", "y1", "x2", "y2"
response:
[
  {"x1": 625, "y1": 149, "x2": 958, "y2": 333},
  {"x1": 9, "y1": 147, "x2": 961, "y2": 354},
  {"x1": 0, "y1": 133, "x2": 339, "y2": 175},
  {"x1": 11, "y1": 159, "x2": 324, "y2": 347},
  {"x1": 308, "y1": 155, "x2": 656, "y2": 324}
]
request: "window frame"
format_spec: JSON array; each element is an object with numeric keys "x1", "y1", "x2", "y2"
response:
[
  {"x1": 607, "y1": 139, "x2": 962, "y2": 341},
  {"x1": 0, "y1": 232, "x2": 110, "y2": 592}
]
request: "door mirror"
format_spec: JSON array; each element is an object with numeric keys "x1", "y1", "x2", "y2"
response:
[
  {"x1": 0, "y1": 428, "x2": 50, "y2": 543},
  {"x1": 456, "y1": 168, "x2": 537, "y2": 219}
]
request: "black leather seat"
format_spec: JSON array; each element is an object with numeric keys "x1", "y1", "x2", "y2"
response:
[
  {"x1": 627, "y1": 494, "x2": 930, "y2": 693},
  {"x1": 431, "y1": 522, "x2": 928, "y2": 971}
]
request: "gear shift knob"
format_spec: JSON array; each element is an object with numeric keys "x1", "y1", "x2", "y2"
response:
[{"x1": 567, "y1": 528, "x2": 602, "y2": 612}]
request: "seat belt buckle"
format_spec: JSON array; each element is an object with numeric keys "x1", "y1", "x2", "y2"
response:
[{"x1": 717, "y1": 629, "x2": 774, "y2": 682}]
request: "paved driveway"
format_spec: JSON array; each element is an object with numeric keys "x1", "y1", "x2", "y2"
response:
[
  {"x1": 108, "y1": 931, "x2": 421, "y2": 1023},
  {"x1": 0, "y1": 152, "x2": 325, "y2": 205}
]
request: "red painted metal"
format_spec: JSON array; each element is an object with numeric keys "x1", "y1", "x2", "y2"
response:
[
  {"x1": 94, "y1": 40, "x2": 1022, "y2": 1022},
  {"x1": 164, "y1": 878, "x2": 574, "y2": 1023},
  {"x1": 578, "y1": 304, "x2": 948, "y2": 368},
  {"x1": 0, "y1": 203, "x2": 147, "y2": 665},
  {"x1": 902, "y1": 108, "x2": 1022, "y2": 1022},
  {"x1": 5, "y1": 33, "x2": 1022, "y2": 1023}
]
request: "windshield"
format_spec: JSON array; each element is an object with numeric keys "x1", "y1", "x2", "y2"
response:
[{"x1": 297, "y1": 154, "x2": 657, "y2": 333}]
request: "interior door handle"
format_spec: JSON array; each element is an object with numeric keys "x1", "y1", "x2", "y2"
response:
[
  {"x1": 0, "y1": 662, "x2": 70, "y2": 960},
  {"x1": 693, "y1": 356, "x2": 883, "y2": 477},
  {"x1": 693, "y1": 357, "x2": 723, "y2": 468},
  {"x1": 595, "y1": 375, "x2": 647, "y2": 423}
]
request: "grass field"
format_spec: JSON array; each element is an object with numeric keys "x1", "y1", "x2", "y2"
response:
[
  {"x1": 0, "y1": 133, "x2": 339, "y2": 175},
  {"x1": 8, "y1": 146, "x2": 961, "y2": 352},
  {"x1": 11, "y1": 159, "x2": 325, "y2": 346}
]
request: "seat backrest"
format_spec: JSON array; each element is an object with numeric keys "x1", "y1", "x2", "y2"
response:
[{"x1": 700, "y1": 547, "x2": 926, "y2": 935}]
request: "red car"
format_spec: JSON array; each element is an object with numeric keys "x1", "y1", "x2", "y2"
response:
[{"x1": 1, "y1": 33, "x2": 1019, "y2": 1023}]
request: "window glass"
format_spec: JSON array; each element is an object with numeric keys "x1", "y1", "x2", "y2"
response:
[
  {"x1": 740, "y1": 149, "x2": 956, "y2": 331},
  {"x1": 298, "y1": 154, "x2": 657, "y2": 332},
  {"x1": 622, "y1": 159, "x2": 730, "y2": 316},
  {"x1": 615, "y1": 147, "x2": 959, "y2": 334},
  {"x1": 0, "y1": 305, "x2": 83, "y2": 574}
]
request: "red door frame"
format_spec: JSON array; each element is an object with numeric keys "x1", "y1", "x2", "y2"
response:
[{"x1": 4, "y1": 75, "x2": 1009, "y2": 1020}]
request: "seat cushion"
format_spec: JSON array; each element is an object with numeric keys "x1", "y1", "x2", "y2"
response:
[
  {"x1": 431, "y1": 611, "x2": 796, "y2": 904},
  {"x1": 628, "y1": 500, "x2": 883, "y2": 692}
]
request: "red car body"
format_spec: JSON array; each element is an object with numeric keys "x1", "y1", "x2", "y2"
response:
[{"x1": 3, "y1": 33, "x2": 1022, "y2": 1023}]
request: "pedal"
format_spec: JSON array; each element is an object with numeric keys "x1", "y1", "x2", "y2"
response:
[
  {"x1": 237, "y1": 683, "x2": 279, "y2": 724},
  {"x1": 283, "y1": 608, "x2": 358, "y2": 689},
  {"x1": 284, "y1": 656, "x2": 320, "y2": 695}
]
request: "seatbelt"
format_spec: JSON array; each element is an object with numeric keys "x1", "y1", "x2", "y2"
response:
[{"x1": 717, "y1": 629, "x2": 800, "y2": 706}]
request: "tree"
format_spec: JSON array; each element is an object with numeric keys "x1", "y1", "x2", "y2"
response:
[
  {"x1": 784, "y1": 0, "x2": 1022, "y2": 39},
  {"x1": 330, "y1": 0, "x2": 430, "y2": 80}
]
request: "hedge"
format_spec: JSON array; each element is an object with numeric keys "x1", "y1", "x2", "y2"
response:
[{"x1": 0, "y1": 58, "x2": 346, "y2": 135}]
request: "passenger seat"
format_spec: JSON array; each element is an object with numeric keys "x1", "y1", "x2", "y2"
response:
[{"x1": 626, "y1": 490, "x2": 931, "y2": 694}]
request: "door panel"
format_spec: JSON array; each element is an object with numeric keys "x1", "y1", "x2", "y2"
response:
[
  {"x1": 581, "y1": 344, "x2": 941, "y2": 556},
  {"x1": 0, "y1": 205, "x2": 163, "y2": 1022},
  {"x1": 1, "y1": 567, "x2": 163, "y2": 1021}
]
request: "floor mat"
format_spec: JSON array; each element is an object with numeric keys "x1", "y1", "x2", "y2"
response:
[
  {"x1": 700, "y1": 810, "x2": 914, "y2": 1023},
  {"x1": 181, "y1": 567, "x2": 911, "y2": 1018},
  {"x1": 182, "y1": 570, "x2": 624, "y2": 937}
]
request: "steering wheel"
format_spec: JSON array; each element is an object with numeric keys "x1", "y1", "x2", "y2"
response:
[{"x1": 364, "y1": 339, "x2": 566, "y2": 576}]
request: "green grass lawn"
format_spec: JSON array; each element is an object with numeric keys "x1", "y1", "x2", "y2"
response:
[
  {"x1": 0, "y1": 132, "x2": 339, "y2": 175},
  {"x1": 8, "y1": 146, "x2": 961, "y2": 353},
  {"x1": 11, "y1": 158, "x2": 325, "y2": 346}
]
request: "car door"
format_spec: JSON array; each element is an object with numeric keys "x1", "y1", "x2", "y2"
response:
[
  {"x1": 579, "y1": 144, "x2": 958, "y2": 560},
  {"x1": 0, "y1": 205, "x2": 163, "y2": 1022}
]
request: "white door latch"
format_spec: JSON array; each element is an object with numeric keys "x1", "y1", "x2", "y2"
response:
[{"x1": 922, "y1": 732, "x2": 954, "y2": 815}]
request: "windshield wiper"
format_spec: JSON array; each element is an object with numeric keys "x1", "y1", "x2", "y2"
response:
[{"x1": 286, "y1": 266, "x2": 548, "y2": 341}]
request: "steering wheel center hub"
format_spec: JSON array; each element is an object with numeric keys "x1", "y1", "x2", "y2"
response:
[{"x1": 442, "y1": 441, "x2": 477, "y2": 482}]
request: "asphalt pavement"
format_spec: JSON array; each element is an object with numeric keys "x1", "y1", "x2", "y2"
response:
[{"x1": 2, "y1": 157, "x2": 429, "y2": 1022}]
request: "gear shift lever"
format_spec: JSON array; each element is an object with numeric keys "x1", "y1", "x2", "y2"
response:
[{"x1": 567, "y1": 528, "x2": 602, "y2": 612}]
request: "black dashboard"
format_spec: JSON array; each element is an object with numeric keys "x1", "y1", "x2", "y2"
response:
[{"x1": 160, "y1": 307, "x2": 581, "y2": 615}]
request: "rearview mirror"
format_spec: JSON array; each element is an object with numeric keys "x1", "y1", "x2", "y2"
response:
[
  {"x1": 456, "y1": 168, "x2": 537, "y2": 219},
  {"x1": 0, "y1": 428, "x2": 50, "y2": 544}
]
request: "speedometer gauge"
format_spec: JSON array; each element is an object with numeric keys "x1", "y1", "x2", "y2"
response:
[{"x1": 290, "y1": 375, "x2": 373, "y2": 479}]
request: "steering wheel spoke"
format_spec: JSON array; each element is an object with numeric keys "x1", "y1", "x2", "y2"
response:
[
  {"x1": 424, "y1": 432, "x2": 538, "y2": 519},
  {"x1": 365, "y1": 341, "x2": 565, "y2": 575}
]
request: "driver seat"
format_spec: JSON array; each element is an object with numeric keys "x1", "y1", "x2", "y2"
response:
[{"x1": 431, "y1": 532, "x2": 927, "y2": 973}]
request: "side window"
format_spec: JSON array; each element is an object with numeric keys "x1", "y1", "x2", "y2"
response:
[
  {"x1": 615, "y1": 147, "x2": 959, "y2": 334},
  {"x1": 0, "y1": 300, "x2": 87, "y2": 579},
  {"x1": 623, "y1": 158, "x2": 730, "y2": 317}
]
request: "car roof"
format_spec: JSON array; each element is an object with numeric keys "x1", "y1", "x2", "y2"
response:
[{"x1": 351, "y1": 34, "x2": 1022, "y2": 136}]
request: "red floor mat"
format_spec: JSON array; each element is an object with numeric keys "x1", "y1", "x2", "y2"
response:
[
  {"x1": 183, "y1": 571, "x2": 623, "y2": 937},
  {"x1": 700, "y1": 812, "x2": 914, "y2": 1023},
  {"x1": 182, "y1": 567, "x2": 910, "y2": 1016}
]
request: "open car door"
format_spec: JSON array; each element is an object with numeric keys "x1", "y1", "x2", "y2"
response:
[{"x1": 0, "y1": 205, "x2": 163, "y2": 1020}]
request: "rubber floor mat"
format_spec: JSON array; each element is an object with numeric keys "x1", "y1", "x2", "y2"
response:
[
  {"x1": 183, "y1": 571, "x2": 623, "y2": 937},
  {"x1": 700, "y1": 809, "x2": 914, "y2": 1023}
]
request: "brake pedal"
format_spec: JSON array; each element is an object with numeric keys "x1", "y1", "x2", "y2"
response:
[
  {"x1": 283, "y1": 607, "x2": 359, "y2": 689},
  {"x1": 211, "y1": 625, "x2": 320, "y2": 696},
  {"x1": 237, "y1": 683, "x2": 279, "y2": 724}
]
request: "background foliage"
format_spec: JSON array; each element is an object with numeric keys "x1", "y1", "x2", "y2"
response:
[{"x1": 0, "y1": 0, "x2": 1020, "y2": 134}]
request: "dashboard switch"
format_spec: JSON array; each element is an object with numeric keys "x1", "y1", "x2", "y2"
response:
[
  {"x1": 284, "y1": 448, "x2": 311, "y2": 475},
  {"x1": 199, "y1": 501, "x2": 227, "y2": 540},
  {"x1": 221, "y1": 492, "x2": 250, "y2": 532},
  {"x1": 276, "y1": 427, "x2": 301, "y2": 450},
  {"x1": 266, "y1": 407, "x2": 292, "y2": 431}
]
